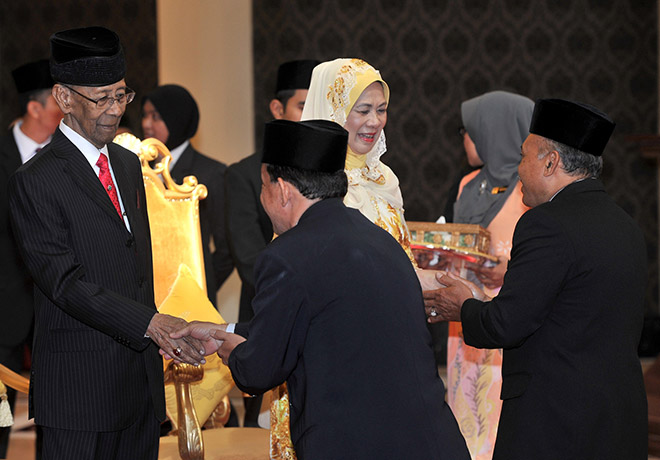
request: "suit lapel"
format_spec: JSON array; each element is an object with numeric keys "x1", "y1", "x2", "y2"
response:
[{"x1": 51, "y1": 130, "x2": 126, "y2": 224}]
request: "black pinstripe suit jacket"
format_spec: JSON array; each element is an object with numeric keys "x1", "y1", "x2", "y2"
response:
[
  {"x1": 0, "y1": 131, "x2": 33, "y2": 348},
  {"x1": 8, "y1": 128, "x2": 165, "y2": 431}
]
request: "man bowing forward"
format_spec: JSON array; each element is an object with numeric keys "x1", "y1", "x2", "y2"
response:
[{"x1": 173, "y1": 119, "x2": 470, "y2": 460}]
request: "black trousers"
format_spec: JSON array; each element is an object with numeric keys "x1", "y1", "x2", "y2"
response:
[{"x1": 41, "y1": 386, "x2": 159, "y2": 460}]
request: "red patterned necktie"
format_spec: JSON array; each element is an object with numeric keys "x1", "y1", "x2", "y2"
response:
[{"x1": 96, "y1": 153, "x2": 123, "y2": 218}]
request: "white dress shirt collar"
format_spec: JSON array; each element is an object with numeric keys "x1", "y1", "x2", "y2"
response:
[
  {"x1": 12, "y1": 121, "x2": 51, "y2": 164},
  {"x1": 58, "y1": 120, "x2": 130, "y2": 230},
  {"x1": 549, "y1": 177, "x2": 588, "y2": 202},
  {"x1": 168, "y1": 140, "x2": 189, "y2": 170}
]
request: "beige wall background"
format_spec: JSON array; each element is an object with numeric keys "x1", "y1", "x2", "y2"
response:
[{"x1": 157, "y1": 0, "x2": 254, "y2": 322}]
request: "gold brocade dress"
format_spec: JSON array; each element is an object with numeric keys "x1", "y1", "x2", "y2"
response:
[
  {"x1": 269, "y1": 150, "x2": 415, "y2": 459},
  {"x1": 343, "y1": 148, "x2": 415, "y2": 263}
]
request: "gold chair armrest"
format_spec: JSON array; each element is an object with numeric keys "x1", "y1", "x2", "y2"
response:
[
  {"x1": 203, "y1": 395, "x2": 231, "y2": 429},
  {"x1": 0, "y1": 364, "x2": 29, "y2": 394}
]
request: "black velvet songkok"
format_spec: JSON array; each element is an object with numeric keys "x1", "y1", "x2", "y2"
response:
[
  {"x1": 275, "y1": 60, "x2": 321, "y2": 93},
  {"x1": 262, "y1": 119, "x2": 348, "y2": 173},
  {"x1": 529, "y1": 98, "x2": 615, "y2": 156},
  {"x1": 50, "y1": 26, "x2": 125, "y2": 87},
  {"x1": 12, "y1": 59, "x2": 54, "y2": 94}
]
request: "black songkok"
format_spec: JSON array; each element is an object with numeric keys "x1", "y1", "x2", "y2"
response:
[
  {"x1": 529, "y1": 98, "x2": 615, "y2": 157},
  {"x1": 143, "y1": 85, "x2": 199, "y2": 150},
  {"x1": 12, "y1": 59, "x2": 54, "y2": 94},
  {"x1": 262, "y1": 119, "x2": 348, "y2": 174},
  {"x1": 275, "y1": 60, "x2": 320, "y2": 93},
  {"x1": 49, "y1": 26, "x2": 126, "y2": 86}
]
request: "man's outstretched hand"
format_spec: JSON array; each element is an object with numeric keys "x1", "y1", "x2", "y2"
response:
[{"x1": 147, "y1": 313, "x2": 206, "y2": 365}]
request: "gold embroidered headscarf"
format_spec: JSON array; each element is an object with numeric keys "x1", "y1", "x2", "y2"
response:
[{"x1": 301, "y1": 58, "x2": 412, "y2": 259}]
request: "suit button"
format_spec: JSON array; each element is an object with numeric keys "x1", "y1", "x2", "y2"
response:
[
  {"x1": 139, "y1": 277, "x2": 144, "y2": 287},
  {"x1": 126, "y1": 237, "x2": 134, "y2": 247}
]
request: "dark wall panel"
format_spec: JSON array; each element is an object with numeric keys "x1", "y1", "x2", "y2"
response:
[
  {"x1": 253, "y1": 0, "x2": 659, "y2": 313},
  {"x1": 0, "y1": 0, "x2": 157, "y2": 135}
]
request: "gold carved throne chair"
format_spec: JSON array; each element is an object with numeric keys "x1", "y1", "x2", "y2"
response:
[{"x1": 114, "y1": 133, "x2": 269, "y2": 460}]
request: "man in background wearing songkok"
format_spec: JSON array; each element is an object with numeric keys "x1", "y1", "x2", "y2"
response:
[
  {"x1": 226, "y1": 59, "x2": 320, "y2": 323},
  {"x1": 173, "y1": 119, "x2": 471, "y2": 460},
  {"x1": 225, "y1": 59, "x2": 318, "y2": 427},
  {"x1": 0, "y1": 57, "x2": 62, "y2": 459},
  {"x1": 425, "y1": 99, "x2": 648, "y2": 459},
  {"x1": 8, "y1": 27, "x2": 204, "y2": 459}
]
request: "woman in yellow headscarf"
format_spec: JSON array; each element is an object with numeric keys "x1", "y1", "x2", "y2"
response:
[{"x1": 301, "y1": 58, "x2": 414, "y2": 260}]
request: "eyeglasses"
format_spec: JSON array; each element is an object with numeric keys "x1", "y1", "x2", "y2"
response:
[
  {"x1": 64, "y1": 85, "x2": 135, "y2": 109},
  {"x1": 458, "y1": 126, "x2": 466, "y2": 137}
]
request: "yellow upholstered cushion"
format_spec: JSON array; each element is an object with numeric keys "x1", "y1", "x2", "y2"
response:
[
  {"x1": 143, "y1": 173, "x2": 206, "y2": 308},
  {"x1": 158, "y1": 264, "x2": 234, "y2": 428}
]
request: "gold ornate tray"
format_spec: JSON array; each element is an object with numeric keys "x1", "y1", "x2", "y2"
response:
[{"x1": 407, "y1": 221, "x2": 497, "y2": 268}]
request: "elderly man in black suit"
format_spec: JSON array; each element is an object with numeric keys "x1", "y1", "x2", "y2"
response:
[
  {"x1": 425, "y1": 99, "x2": 648, "y2": 459},
  {"x1": 172, "y1": 119, "x2": 470, "y2": 460},
  {"x1": 9, "y1": 27, "x2": 204, "y2": 459}
]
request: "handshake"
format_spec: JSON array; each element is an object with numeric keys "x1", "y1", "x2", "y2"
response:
[{"x1": 146, "y1": 314, "x2": 246, "y2": 366}]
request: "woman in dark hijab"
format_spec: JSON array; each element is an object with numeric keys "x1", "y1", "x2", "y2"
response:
[
  {"x1": 142, "y1": 84, "x2": 199, "y2": 150},
  {"x1": 448, "y1": 90, "x2": 533, "y2": 460},
  {"x1": 142, "y1": 84, "x2": 233, "y2": 305}
]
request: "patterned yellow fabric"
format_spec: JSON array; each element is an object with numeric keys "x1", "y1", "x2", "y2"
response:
[
  {"x1": 142, "y1": 170, "x2": 207, "y2": 308},
  {"x1": 447, "y1": 174, "x2": 528, "y2": 459},
  {"x1": 270, "y1": 384, "x2": 296, "y2": 459},
  {"x1": 370, "y1": 198, "x2": 416, "y2": 265},
  {"x1": 345, "y1": 147, "x2": 367, "y2": 170},
  {"x1": 158, "y1": 264, "x2": 234, "y2": 429}
]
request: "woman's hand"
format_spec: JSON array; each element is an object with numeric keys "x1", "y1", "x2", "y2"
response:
[
  {"x1": 467, "y1": 256, "x2": 507, "y2": 289},
  {"x1": 416, "y1": 268, "x2": 443, "y2": 291},
  {"x1": 423, "y1": 271, "x2": 492, "y2": 323}
]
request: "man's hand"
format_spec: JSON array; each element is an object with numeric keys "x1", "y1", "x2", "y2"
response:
[
  {"x1": 423, "y1": 272, "x2": 478, "y2": 323},
  {"x1": 212, "y1": 329, "x2": 247, "y2": 365},
  {"x1": 467, "y1": 256, "x2": 507, "y2": 289},
  {"x1": 168, "y1": 321, "x2": 228, "y2": 356},
  {"x1": 440, "y1": 271, "x2": 490, "y2": 301},
  {"x1": 147, "y1": 313, "x2": 206, "y2": 365}
]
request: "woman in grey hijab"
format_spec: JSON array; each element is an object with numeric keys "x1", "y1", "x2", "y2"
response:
[
  {"x1": 454, "y1": 90, "x2": 533, "y2": 289},
  {"x1": 448, "y1": 90, "x2": 533, "y2": 460}
]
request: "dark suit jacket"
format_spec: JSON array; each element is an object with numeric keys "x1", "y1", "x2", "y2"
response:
[
  {"x1": 170, "y1": 144, "x2": 233, "y2": 304},
  {"x1": 229, "y1": 198, "x2": 469, "y2": 460},
  {"x1": 461, "y1": 179, "x2": 647, "y2": 460},
  {"x1": 0, "y1": 131, "x2": 33, "y2": 349},
  {"x1": 9, "y1": 128, "x2": 165, "y2": 431},
  {"x1": 225, "y1": 152, "x2": 272, "y2": 321}
]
